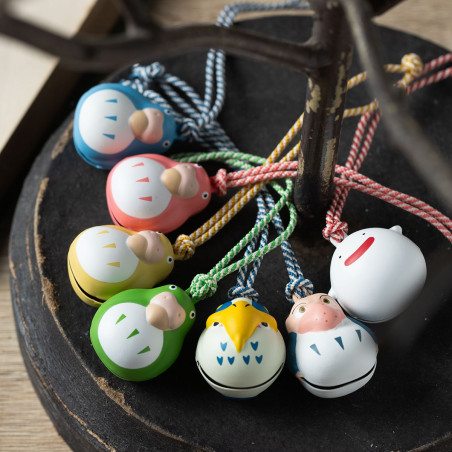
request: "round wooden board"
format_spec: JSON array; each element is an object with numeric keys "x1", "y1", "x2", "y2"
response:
[{"x1": 9, "y1": 17, "x2": 452, "y2": 452}]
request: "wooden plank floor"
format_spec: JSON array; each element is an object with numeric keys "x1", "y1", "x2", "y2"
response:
[{"x1": 1, "y1": 0, "x2": 451, "y2": 450}]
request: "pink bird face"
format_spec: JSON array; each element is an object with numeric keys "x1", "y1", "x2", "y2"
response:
[
  {"x1": 285, "y1": 293, "x2": 346, "y2": 335},
  {"x1": 106, "y1": 154, "x2": 212, "y2": 233}
]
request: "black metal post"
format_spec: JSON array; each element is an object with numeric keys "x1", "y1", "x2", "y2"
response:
[{"x1": 294, "y1": 0, "x2": 352, "y2": 227}]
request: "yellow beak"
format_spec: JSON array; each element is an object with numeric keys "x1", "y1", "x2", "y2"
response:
[{"x1": 206, "y1": 299, "x2": 278, "y2": 353}]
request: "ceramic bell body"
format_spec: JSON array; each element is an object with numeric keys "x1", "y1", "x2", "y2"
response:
[
  {"x1": 68, "y1": 225, "x2": 175, "y2": 307},
  {"x1": 286, "y1": 293, "x2": 378, "y2": 398},
  {"x1": 73, "y1": 83, "x2": 178, "y2": 169},
  {"x1": 106, "y1": 154, "x2": 212, "y2": 233},
  {"x1": 90, "y1": 284, "x2": 196, "y2": 381},
  {"x1": 329, "y1": 226, "x2": 427, "y2": 323},
  {"x1": 196, "y1": 298, "x2": 286, "y2": 399}
]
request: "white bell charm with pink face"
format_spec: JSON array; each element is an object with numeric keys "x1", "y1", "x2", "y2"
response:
[
  {"x1": 329, "y1": 226, "x2": 427, "y2": 323},
  {"x1": 286, "y1": 293, "x2": 378, "y2": 398}
]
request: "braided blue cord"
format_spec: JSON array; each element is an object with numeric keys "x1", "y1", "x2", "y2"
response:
[
  {"x1": 228, "y1": 191, "x2": 270, "y2": 302},
  {"x1": 120, "y1": 0, "x2": 309, "y2": 153},
  {"x1": 204, "y1": 0, "x2": 308, "y2": 122},
  {"x1": 261, "y1": 191, "x2": 314, "y2": 301}
]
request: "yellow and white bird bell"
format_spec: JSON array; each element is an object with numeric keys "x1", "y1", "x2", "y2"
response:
[{"x1": 196, "y1": 298, "x2": 286, "y2": 399}]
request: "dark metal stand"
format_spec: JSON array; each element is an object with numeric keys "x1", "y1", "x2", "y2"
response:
[{"x1": 295, "y1": 0, "x2": 352, "y2": 223}]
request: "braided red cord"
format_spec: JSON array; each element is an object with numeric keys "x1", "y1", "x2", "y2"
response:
[
  {"x1": 323, "y1": 111, "x2": 382, "y2": 242},
  {"x1": 417, "y1": 53, "x2": 452, "y2": 77},
  {"x1": 407, "y1": 66, "x2": 452, "y2": 94},
  {"x1": 210, "y1": 168, "x2": 228, "y2": 196},
  {"x1": 334, "y1": 167, "x2": 452, "y2": 242},
  {"x1": 210, "y1": 162, "x2": 298, "y2": 194},
  {"x1": 324, "y1": 53, "x2": 452, "y2": 243}
]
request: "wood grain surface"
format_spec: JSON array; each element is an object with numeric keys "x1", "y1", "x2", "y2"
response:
[{"x1": 1, "y1": 0, "x2": 452, "y2": 450}]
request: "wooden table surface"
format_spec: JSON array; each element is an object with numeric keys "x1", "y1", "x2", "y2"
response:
[{"x1": 1, "y1": 1, "x2": 451, "y2": 450}]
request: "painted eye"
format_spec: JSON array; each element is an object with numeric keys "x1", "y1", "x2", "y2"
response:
[
  {"x1": 195, "y1": 163, "x2": 202, "y2": 168},
  {"x1": 189, "y1": 311, "x2": 196, "y2": 319},
  {"x1": 202, "y1": 192, "x2": 209, "y2": 199},
  {"x1": 169, "y1": 285, "x2": 177, "y2": 290},
  {"x1": 163, "y1": 140, "x2": 171, "y2": 148},
  {"x1": 164, "y1": 109, "x2": 172, "y2": 115},
  {"x1": 322, "y1": 298, "x2": 330, "y2": 304},
  {"x1": 298, "y1": 306, "x2": 306, "y2": 313},
  {"x1": 260, "y1": 322, "x2": 269, "y2": 328},
  {"x1": 167, "y1": 256, "x2": 173, "y2": 264},
  {"x1": 213, "y1": 321, "x2": 222, "y2": 327}
]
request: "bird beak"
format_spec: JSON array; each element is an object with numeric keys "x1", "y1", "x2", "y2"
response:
[
  {"x1": 129, "y1": 108, "x2": 164, "y2": 144},
  {"x1": 146, "y1": 304, "x2": 170, "y2": 330},
  {"x1": 160, "y1": 164, "x2": 199, "y2": 198},
  {"x1": 207, "y1": 299, "x2": 277, "y2": 353},
  {"x1": 127, "y1": 231, "x2": 165, "y2": 264},
  {"x1": 145, "y1": 291, "x2": 185, "y2": 331},
  {"x1": 160, "y1": 168, "x2": 181, "y2": 196}
]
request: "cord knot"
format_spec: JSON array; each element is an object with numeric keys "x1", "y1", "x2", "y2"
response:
[
  {"x1": 227, "y1": 285, "x2": 260, "y2": 302},
  {"x1": 400, "y1": 53, "x2": 423, "y2": 88},
  {"x1": 173, "y1": 234, "x2": 196, "y2": 260},
  {"x1": 130, "y1": 62, "x2": 166, "y2": 83},
  {"x1": 322, "y1": 220, "x2": 348, "y2": 244},
  {"x1": 189, "y1": 273, "x2": 218, "y2": 302},
  {"x1": 285, "y1": 278, "x2": 314, "y2": 302},
  {"x1": 179, "y1": 117, "x2": 204, "y2": 142},
  {"x1": 210, "y1": 168, "x2": 228, "y2": 196}
]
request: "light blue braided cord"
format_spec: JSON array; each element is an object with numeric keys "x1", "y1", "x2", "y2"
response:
[
  {"x1": 120, "y1": 1, "x2": 310, "y2": 154},
  {"x1": 204, "y1": 0, "x2": 310, "y2": 117},
  {"x1": 262, "y1": 191, "x2": 313, "y2": 301},
  {"x1": 228, "y1": 192, "x2": 270, "y2": 302}
]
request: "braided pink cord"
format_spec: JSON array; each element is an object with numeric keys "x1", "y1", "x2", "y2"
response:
[
  {"x1": 323, "y1": 52, "x2": 452, "y2": 243},
  {"x1": 417, "y1": 52, "x2": 452, "y2": 77},
  {"x1": 334, "y1": 166, "x2": 452, "y2": 243},
  {"x1": 407, "y1": 66, "x2": 452, "y2": 95},
  {"x1": 208, "y1": 53, "x2": 452, "y2": 243},
  {"x1": 323, "y1": 111, "x2": 382, "y2": 242},
  {"x1": 210, "y1": 161, "x2": 298, "y2": 195}
]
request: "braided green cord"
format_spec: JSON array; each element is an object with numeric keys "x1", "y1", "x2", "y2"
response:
[
  {"x1": 187, "y1": 178, "x2": 297, "y2": 303},
  {"x1": 173, "y1": 150, "x2": 266, "y2": 167},
  {"x1": 174, "y1": 148, "x2": 298, "y2": 303},
  {"x1": 210, "y1": 179, "x2": 292, "y2": 275}
]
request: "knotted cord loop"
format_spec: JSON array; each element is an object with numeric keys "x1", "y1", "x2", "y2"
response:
[
  {"x1": 210, "y1": 168, "x2": 228, "y2": 196},
  {"x1": 322, "y1": 219, "x2": 349, "y2": 243},
  {"x1": 189, "y1": 274, "x2": 218, "y2": 303},
  {"x1": 285, "y1": 278, "x2": 314, "y2": 301},
  {"x1": 173, "y1": 234, "x2": 196, "y2": 260},
  {"x1": 129, "y1": 62, "x2": 166, "y2": 84},
  {"x1": 343, "y1": 53, "x2": 423, "y2": 118},
  {"x1": 399, "y1": 53, "x2": 424, "y2": 88}
]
